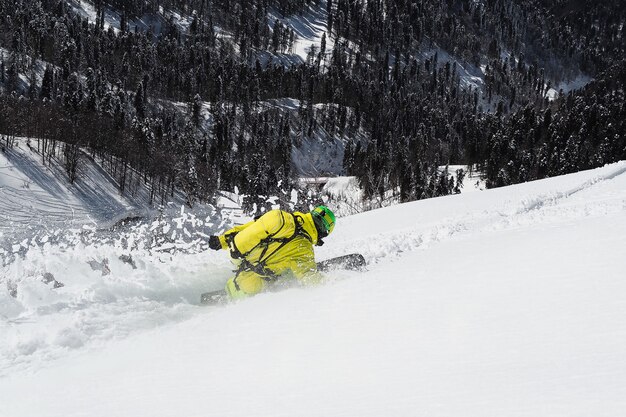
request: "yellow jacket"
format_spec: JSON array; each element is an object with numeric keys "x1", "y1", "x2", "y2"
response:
[{"x1": 218, "y1": 210, "x2": 322, "y2": 284}]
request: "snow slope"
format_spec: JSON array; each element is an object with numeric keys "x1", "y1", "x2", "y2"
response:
[
  {"x1": 0, "y1": 140, "x2": 146, "y2": 244},
  {"x1": 269, "y1": 0, "x2": 333, "y2": 63},
  {"x1": 2, "y1": 162, "x2": 626, "y2": 416}
]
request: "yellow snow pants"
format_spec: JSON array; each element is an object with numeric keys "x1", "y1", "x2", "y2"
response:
[{"x1": 225, "y1": 270, "x2": 268, "y2": 300}]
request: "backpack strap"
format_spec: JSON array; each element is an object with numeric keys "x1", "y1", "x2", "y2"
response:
[{"x1": 256, "y1": 213, "x2": 310, "y2": 266}]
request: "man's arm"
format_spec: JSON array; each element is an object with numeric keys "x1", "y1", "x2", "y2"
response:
[
  {"x1": 229, "y1": 210, "x2": 290, "y2": 256},
  {"x1": 216, "y1": 222, "x2": 253, "y2": 250}
]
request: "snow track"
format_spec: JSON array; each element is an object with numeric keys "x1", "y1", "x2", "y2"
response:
[
  {"x1": 514, "y1": 163, "x2": 626, "y2": 213},
  {"x1": 329, "y1": 162, "x2": 626, "y2": 266}
]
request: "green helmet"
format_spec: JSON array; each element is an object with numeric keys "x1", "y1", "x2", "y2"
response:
[{"x1": 311, "y1": 205, "x2": 336, "y2": 236}]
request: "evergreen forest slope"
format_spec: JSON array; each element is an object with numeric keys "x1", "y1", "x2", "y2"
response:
[{"x1": 0, "y1": 0, "x2": 624, "y2": 210}]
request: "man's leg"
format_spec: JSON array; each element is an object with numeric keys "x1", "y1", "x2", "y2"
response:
[{"x1": 225, "y1": 270, "x2": 266, "y2": 300}]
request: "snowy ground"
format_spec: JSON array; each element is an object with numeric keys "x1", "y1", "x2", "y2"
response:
[
  {"x1": 268, "y1": 0, "x2": 334, "y2": 64},
  {"x1": 66, "y1": 0, "x2": 170, "y2": 35},
  {"x1": 1, "y1": 162, "x2": 626, "y2": 416}
]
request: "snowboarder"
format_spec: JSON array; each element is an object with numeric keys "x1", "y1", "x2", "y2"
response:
[{"x1": 208, "y1": 205, "x2": 336, "y2": 300}]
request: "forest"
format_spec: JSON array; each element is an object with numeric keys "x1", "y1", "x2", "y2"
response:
[{"x1": 0, "y1": 0, "x2": 624, "y2": 209}]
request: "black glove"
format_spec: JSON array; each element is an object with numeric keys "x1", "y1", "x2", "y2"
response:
[{"x1": 208, "y1": 236, "x2": 222, "y2": 251}]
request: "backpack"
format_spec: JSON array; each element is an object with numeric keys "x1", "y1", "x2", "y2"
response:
[{"x1": 230, "y1": 212, "x2": 313, "y2": 282}]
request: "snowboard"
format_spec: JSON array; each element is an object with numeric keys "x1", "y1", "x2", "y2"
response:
[
  {"x1": 200, "y1": 253, "x2": 366, "y2": 305},
  {"x1": 316, "y1": 253, "x2": 367, "y2": 272}
]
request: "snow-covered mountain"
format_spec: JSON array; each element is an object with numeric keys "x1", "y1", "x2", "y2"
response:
[
  {"x1": 4, "y1": 0, "x2": 624, "y2": 211},
  {"x1": 2, "y1": 162, "x2": 625, "y2": 417}
]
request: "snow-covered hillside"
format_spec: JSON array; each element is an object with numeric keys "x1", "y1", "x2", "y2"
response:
[
  {"x1": 0, "y1": 140, "x2": 147, "y2": 242},
  {"x1": 2, "y1": 162, "x2": 626, "y2": 417}
]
